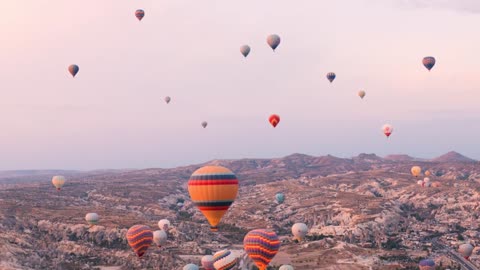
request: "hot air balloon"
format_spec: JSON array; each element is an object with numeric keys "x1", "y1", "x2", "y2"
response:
[
  {"x1": 165, "y1": 96, "x2": 171, "y2": 104},
  {"x1": 85, "y1": 213, "x2": 99, "y2": 227},
  {"x1": 188, "y1": 166, "x2": 239, "y2": 231},
  {"x1": 279, "y1": 266, "x2": 294, "y2": 270},
  {"x1": 213, "y1": 250, "x2": 237, "y2": 270},
  {"x1": 411, "y1": 166, "x2": 421, "y2": 177},
  {"x1": 158, "y1": 219, "x2": 170, "y2": 231},
  {"x1": 423, "y1": 177, "x2": 431, "y2": 184},
  {"x1": 201, "y1": 255, "x2": 215, "y2": 270},
  {"x1": 126, "y1": 225, "x2": 153, "y2": 257},
  {"x1": 382, "y1": 124, "x2": 393, "y2": 138},
  {"x1": 240, "y1": 45, "x2": 251, "y2": 58},
  {"x1": 423, "y1": 56, "x2": 436, "y2": 71},
  {"x1": 267, "y1": 34, "x2": 281, "y2": 51},
  {"x1": 425, "y1": 170, "x2": 431, "y2": 176},
  {"x1": 183, "y1": 264, "x2": 199, "y2": 270},
  {"x1": 52, "y1": 175, "x2": 66, "y2": 191},
  {"x1": 202, "y1": 121, "x2": 208, "y2": 128},
  {"x1": 135, "y1": 9, "x2": 145, "y2": 21},
  {"x1": 292, "y1": 223, "x2": 308, "y2": 241},
  {"x1": 358, "y1": 90, "x2": 366, "y2": 99},
  {"x1": 153, "y1": 230, "x2": 167, "y2": 247},
  {"x1": 244, "y1": 229, "x2": 280, "y2": 270},
  {"x1": 68, "y1": 65, "x2": 79, "y2": 78},
  {"x1": 417, "y1": 180, "x2": 424, "y2": 186},
  {"x1": 459, "y1": 243, "x2": 474, "y2": 260},
  {"x1": 326, "y1": 72, "x2": 336, "y2": 83},
  {"x1": 269, "y1": 114, "x2": 280, "y2": 128},
  {"x1": 419, "y1": 259, "x2": 435, "y2": 270},
  {"x1": 275, "y1": 192, "x2": 285, "y2": 204}
]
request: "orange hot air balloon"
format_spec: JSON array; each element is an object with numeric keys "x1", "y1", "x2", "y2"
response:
[
  {"x1": 269, "y1": 114, "x2": 280, "y2": 128},
  {"x1": 188, "y1": 166, "x2": 238, "y2": 231}
]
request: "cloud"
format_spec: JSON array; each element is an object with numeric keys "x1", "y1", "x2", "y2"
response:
[{"x1": 396, "y1": 0, "x2": 480, "y2": 13}]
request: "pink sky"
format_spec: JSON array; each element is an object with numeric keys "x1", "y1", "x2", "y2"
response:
[{"x1": 1, "y1": 1, "x2": 480, "y2": 169}]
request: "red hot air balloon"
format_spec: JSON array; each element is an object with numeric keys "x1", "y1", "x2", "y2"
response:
[
  {"x1": 269, "y1": 115, "x2": 280, "y2": 128},
  {"x1": 126, "y1": 225, "x2": 153, "y2": 257},
  {"x1": 135, "y1": 9, "x2": 145, "y2": 21}
]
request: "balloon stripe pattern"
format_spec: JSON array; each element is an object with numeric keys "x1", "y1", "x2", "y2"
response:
[
  {"x1": 127, "y1": 225, "x2": 153, "y2": 257},
  {"x1": 188, "y1": 166, "x2": 238, "y2": 231},
  {"x1": 135, "y1": 9, "x2": 145, "y2": 21},
  {"x1": 213, "y1": 250, "x2": 237, "y2": 270},
  {"x1": 244, "y1": 229, "x2": 280, "y2": 270}
]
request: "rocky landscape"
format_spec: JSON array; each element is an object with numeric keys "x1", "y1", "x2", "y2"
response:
[{"x1": 1, "y1": 151, "x2": 480, "y2": 269}]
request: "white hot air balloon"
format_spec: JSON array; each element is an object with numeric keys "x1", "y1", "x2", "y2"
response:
[
  {"x1": 292, "y1": 223, "x2": 308, "y2": 241},
  {"x1": 183, "y1": 264, "x2": 199, "y2": 270},
  {"x1": 158, "y1": 219, "x2": 170, "y2": 231},
  {"x1": 459, "y1": 243, "x2": 474, "y2": 260},
  {"x1": 85, "y1": 213, "x2": 99, "y2": 227},
  {"x1": 52, "y1": 175, "x2": 66, "y2": 191},
  {"x1": 153, "y1": 230, "x2": 168, "y2": 247},
  {"x1": 279, "y1": 265, "x2": 294, "y2": 270},
  {"x1": 201, "y1": 255, "x2": 214, "y2": 270}
]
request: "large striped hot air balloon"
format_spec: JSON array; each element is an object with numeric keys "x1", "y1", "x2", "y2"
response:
[
  {"x1": 423, "y1": 56, "x2": 436, "y2": 71},
  {"x1": 188, "y1": 166, "x2": 239, "y2": 231},
  {"x1": 213, "y1": 250, "x2": 237, "y2": 270},
  {"x1": 126, "y1": 225, "x2": 153, "y2": 257},
  {"x1": 244, "y1": 229, "x2": 281, "y2": 270},
  {"x1": 419, "y1": 259, "x2": 435, "y2": 270}
]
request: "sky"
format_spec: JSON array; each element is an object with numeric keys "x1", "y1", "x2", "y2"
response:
[{"x1": 1, "y1": 0, "x2": 480, "y2": 170}]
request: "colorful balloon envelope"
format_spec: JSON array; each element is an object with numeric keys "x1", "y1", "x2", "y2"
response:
[
  {"x1": 52, "y1": 175, "x2": 66, "y2": 191},
  {"x1": 419, "y1": 259, "x2": 435, "y2": 270},
  {"x1": 459, "y1": 243, "x2": 474, "y2": 259},
  {"x1": 382, "y1": 124, "x2": 393, "y2": 138},
  {"x1": 269, "y1": 114, "x2": 280, "y2": 128},
  {"x1": 153, "y1": 230, "x2": 167, "y2": 247},
  {"x1": 240, "y1": 45, "x2": 251, "y2": 58},
  {"x1": 188, "y1": 166, "x2": 238, "y2": 231},
  {"x1": 358, "y1": 90, "x2": 366, "y2": 99},
  {"x1": 326, "y1": 72, "x2": 336, "y2": 83},
  {"x1": 292, "y1": 223, "x2": 308, "y2": 241},
  {"x1": 244, "y1": 229, "x2": 280, "y2": 270},
  {"x1": 183, "y1": 264, "x2": 199, "y2": 270},
  {"x1": 267, "y1": 34, "x2": 281, "y2": 51},
  {"x1": 68, "y1": 65, "x2": 79, "y2": 78},
  {"x1": 135, "y1": 9, "x2": 145, "y2": 21},
  {"x1": 213, "y1": 250, "x2": 238, "y2": 270},
  {"x1": 126, "y1": 225, "x2": 153, "y2": 257},
  {"x1": 85, "y1": 213, "x2": 99, "y2": 227},
  {"x1": 275, "y1": 192, "x2": 285, "y2": 204},
  {"x1": 201, "y1": 255, "x2": 215, "y2": 270},
  {"x1": 411, "y1": 166, "x2": 421, "y2": 177},
  {"x1": 422, "y1": 56, "x2": 436, "y2": 71}
]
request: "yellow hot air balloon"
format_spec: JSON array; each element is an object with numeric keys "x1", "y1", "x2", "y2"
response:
[
  {"x1": 411, "y1": 166, "x2": 421, "y2": 177},
  {"x1": 188, "y1": 166, "x2": 238, "y2": 231},
  {"x1": 52, "y1": 175, "x2": 66, "y2": 191}
]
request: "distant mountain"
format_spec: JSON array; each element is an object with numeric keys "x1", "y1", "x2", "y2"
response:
[
  {"x1": 384, "y1": 154, "x2": 416, "y2": 161},
  {"x1": 431, "y1": 151, "x2": 477, "y2": 163}
]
